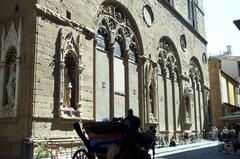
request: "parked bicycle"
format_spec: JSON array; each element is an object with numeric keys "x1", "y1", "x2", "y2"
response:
[{"x1": 36, "y1": 142, "x2": 68, "y2": 159}]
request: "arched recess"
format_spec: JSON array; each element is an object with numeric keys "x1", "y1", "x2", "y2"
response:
[
  {"x1": 0, "y1": 21, "x2": 22, "y2": 118},
  {"x1": 157, "y1": 36, "x2": 182, "y2": 133},
  {"x1": 189, "y1": 57, "x2": 204, "y2": 84},
  {"x1": 94, "y1": 1, "x2": 143, "y2": 121},
  {"x1": 188, "y1": 56, "x2": 204, "y2": 133},
  {"x1": 55, "y1": 29, "x2": 84, "y2": 118},
  {"x1": 146, "y1": 60, "x2": 158, "y2": 125}
]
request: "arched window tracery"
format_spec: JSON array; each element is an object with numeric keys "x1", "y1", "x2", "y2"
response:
[
  {"x1": 95, "y1": 3, "x2": 141, "y2": 120},
  {"x1": 188, "y1": 57, "x2": 204, "y2": 132},
  {"x1": 157, "y1": 37, "x2": 181, "y2": 132}
]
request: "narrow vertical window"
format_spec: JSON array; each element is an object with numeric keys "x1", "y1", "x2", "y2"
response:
[
  {"x1": 96, "y1": 29, "x2": 109, "y2": 52},
  {"x1": 113, "y1": 39, "x2": 123, "y2": 58},
  {"x1": 188, "y1": 0, "x2": 197, "y2": 28},
  {"x1": 129, "y1": 43, "x2": 137, "y2": 63}
]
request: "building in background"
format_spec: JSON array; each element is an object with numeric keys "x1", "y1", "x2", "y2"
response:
[
  {"x1": 0, "y1": 0, "x2": 209, "y2": 158},
  {"x1": 208, "y1": 56, "x2": 240, "y2": 129}
]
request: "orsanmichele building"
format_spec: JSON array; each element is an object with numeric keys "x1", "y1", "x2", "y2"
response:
[{"x1": 0, "y1": 0, "x2": 210, "y2": 158}]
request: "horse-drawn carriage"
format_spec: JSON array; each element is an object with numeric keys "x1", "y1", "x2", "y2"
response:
[{"x1": 72, "y1": 121, "x2": 155, "y2": 159}]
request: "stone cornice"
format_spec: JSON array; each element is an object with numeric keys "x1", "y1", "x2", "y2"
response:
[
  {"x1": 0, "y1": 4, "x2": 96, "y2": 40},
  {"x1": 35, "y1": 4, "x2": 95, "y2": 40}
]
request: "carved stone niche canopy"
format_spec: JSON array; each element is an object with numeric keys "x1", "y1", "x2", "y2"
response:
[
  {"x1": 56, "y1": 28, "x2": 84, "y2": 119},
  {"x1": 0, "y1": 20, "x2": 22, "y2": 118}
]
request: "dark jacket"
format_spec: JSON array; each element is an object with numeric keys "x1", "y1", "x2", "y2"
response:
[{"x1": 123, "y1": 115, "x2": 140, "y2": 134}]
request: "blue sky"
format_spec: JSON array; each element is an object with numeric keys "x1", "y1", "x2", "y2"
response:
[{"x1": 203, "y1": 0, "x2": 240, "y2": 56}]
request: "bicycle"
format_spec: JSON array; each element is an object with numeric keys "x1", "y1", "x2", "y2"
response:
[
  {"x1": 36, "y1": 142, "x2": 52, "y2": 159},
  {"x1": 36, "y1": 142, "x2": 68, "y2": 159}
]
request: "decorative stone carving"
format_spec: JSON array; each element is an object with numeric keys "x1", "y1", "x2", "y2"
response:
[
  {"x1": 189, "y1": 58, "x2": 202, "y2": 89},
  {"x1": 35, "y1": 4, "x2": 95, "y2": 40},
  {"x1": 157, "y1": 39, "x2": 178, "y2": 79},
  {"x1": 6, "y1": 57, "x2": 16, "y2": 107},
  {"x1": 183, "y1": 84, "x2": 192, "y2": 124},
  {"x1": 95, "y1": 4, "x2": 140, "y2": 58},
  {"x1": 56, "y1": 28, "x2": 84, "y2": 118},
  {"x1": 147, "y1": 58, "x2": 158, "y2": 123},
  {"x1": 0, "y1": 20, "x2": 21, "y2": 118}
]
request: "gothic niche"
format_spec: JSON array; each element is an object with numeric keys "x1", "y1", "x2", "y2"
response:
[
  {"x1": 147, "y1": 61, "x2": 158, "y2": 123},
  {"x1": 149, "y1": 80, "x2": 157, "y2": 123},
  {"x1": 64, "y1": 50, "x2": 78, "y2": 109},
  {"x1": 3, "y1": 47, "x2": 17, "y2": 113},
  {"x1": 0, "y1": 21, "x2": 21, "y2": 118},
  {"x1": 183, "y1": 84, "x2": 192, "y2": 125},
  {"x1": 57, "y1": 29, "x2": 84, "y2": 118}
]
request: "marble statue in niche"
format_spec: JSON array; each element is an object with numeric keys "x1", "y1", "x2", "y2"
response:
[
  {"x1": 6, "y1": 62, "x2": 16, "y2": 106},
  {"x1": 63, "y1": 68, "x2": 72, "y2": 108},
  {"x1": 183, "y1": 84, "x2": 192, "y2": 123},
  {"x1": 2, "y1": 47, "x2": 17, "y2": 115}
]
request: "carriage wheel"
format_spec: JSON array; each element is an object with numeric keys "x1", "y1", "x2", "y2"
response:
[{"x1": 72, "y1": 149, "x2": 88, "y2": 159}]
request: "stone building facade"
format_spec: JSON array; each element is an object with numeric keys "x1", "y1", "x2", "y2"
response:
[
  {"x1": 0, "y1": 0, "x2": 209, "y2": 158},
  {"x1": 208, "y1": 57, "x2": 240, "y2": 129}
]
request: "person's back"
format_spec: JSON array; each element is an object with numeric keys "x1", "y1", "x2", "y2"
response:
[
  {"x1": 121, "y1": 109, "x2": 141, "y2": 158},
  {"x1": 123, "y1": 109, "x2": 140, "y2": 134}
]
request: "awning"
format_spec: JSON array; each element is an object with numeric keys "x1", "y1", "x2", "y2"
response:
[{"x1": 220, "y1": 111, "x2": 240, "y2": 121}]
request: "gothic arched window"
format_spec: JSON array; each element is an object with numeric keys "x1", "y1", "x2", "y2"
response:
[
  {"x1": 188, "y1": 57, "x2": 204, "y2": 130},
  {"x1": 129, "y1": 43, "x2": 138, "y2": 63},
  {"x1": 96, "y1": 29, "x2": 109, "y2": 52},
  {"x1": 113, "y1": 39, "x2": 124, "y2": 58},
  {"x1": 157, "y1": 37, "x2": 181, "y2": 131},
  {"x1": 94, "y1": 3, "x2": 141, "y2": 120}
]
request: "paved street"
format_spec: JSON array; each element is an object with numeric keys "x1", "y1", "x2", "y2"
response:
[{"x1": 155, "y1": 145, "x2": 240, "y2": 159}]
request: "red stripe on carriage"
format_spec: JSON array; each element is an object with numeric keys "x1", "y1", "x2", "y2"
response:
[{"x1": 88, "y1": 133, "x2": 122, "y2": 138}]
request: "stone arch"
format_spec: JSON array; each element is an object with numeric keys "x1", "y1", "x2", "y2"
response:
[
  {"x1": 55, "y1": 28, "x2": 83, "y2": 118},
  {"x1": 95, "y1": 0, "x2": 144, "y2": 55},
  {"x1": 158, "y1": 36, "x2": 182, "y2": 73},
  {"x1": 157, "y1": 36, "x2": 182, "y2": 134},
  {"x1": 188, "y1": 56, "x2": 205, "y2": 132},
  {"x1": 94, "y1": 1, "x2": 144, "y2": 120},
  {"x1": 189, "y1": 56, "x2": 204, "y2": 84}
]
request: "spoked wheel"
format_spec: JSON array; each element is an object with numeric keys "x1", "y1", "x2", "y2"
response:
[{"x1": 72, "y1": 149, "x2": 88, "y2": 159}]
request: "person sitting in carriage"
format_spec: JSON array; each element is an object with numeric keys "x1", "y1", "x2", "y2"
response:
[
  {"x1": 123, "y1": 109, "x2": 141, "y2": 135},
  {"x1": 121, "y1": 109, "x2": 141, "y2": 157}
]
